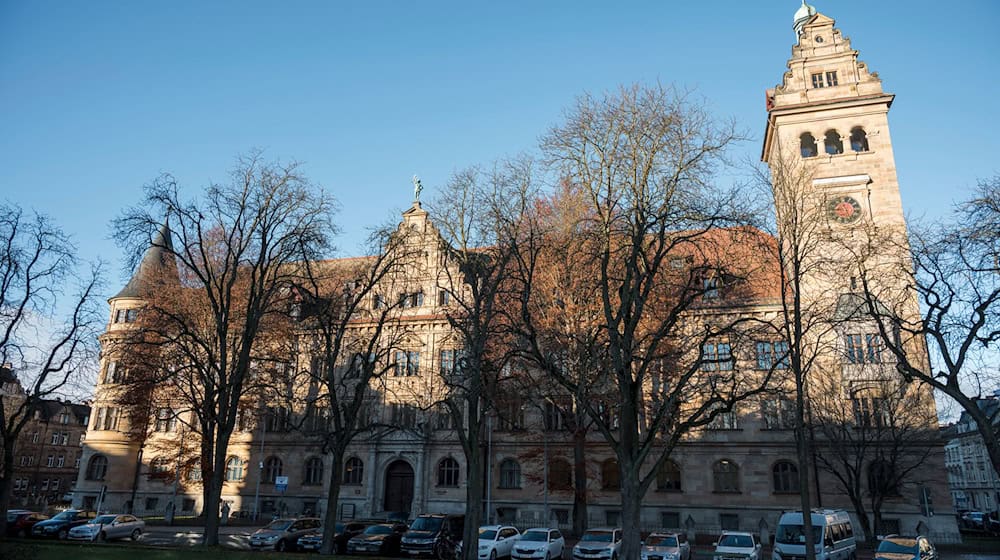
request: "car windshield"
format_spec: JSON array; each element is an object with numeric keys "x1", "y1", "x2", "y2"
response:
[
  {"x1": 265, "y1": 520, "x2": 293, "y2": 531},
  {"x1": 877, "y1": 539, "x2": 918, "y2": 554},
  {"x1": 410, "y1": 517, "x2": 444, "y2": 532},
  {"x1": 719, "y1": 535, "x2": 754, "y2": 548},
  {"x1": 521, "y1": 530, "x2": 549, "y2": 542},
  {"x1": 582, "y1": 531, "x2": 613, "y2": 542},
  {"x1": 647, "y1": 536, "x2": 678, "y2": 547},
  {"x1": 52, "y1": 511, "x2": 78, "y2": 521},
  {"x1": 365, "y1": 525, "x2": 393, "y2": 535},
  {"x1": 480, "y1": 529, "x2": 498, "y2": 540},
  {"x1": 90, "y1": 515, "x2": 116, "y2": 525},
  {"x1": 776, "y1": 525, "x2": 822, "y2": 545}
]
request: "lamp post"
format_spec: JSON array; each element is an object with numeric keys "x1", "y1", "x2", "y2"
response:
[
  {"x1": 252, "y1": 414, "x2": 267, "y2": 521},
  {"x1": 485, "y1": 414, "x2": 493, "y2": 525},
  {"x1": 543, "y1": 422, "x2": 549, "y2": 525}
]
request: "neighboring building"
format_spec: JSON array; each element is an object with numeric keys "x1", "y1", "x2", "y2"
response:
[
  {"x1": 944, "y1": 395, "x2": 1000, "y2": 512},
  {"x1": 1, "y1": 367, "x2": 91, "y2": 509},
  {"x1": 73, "y1": 3, "x2": 961, "y2": 543}
]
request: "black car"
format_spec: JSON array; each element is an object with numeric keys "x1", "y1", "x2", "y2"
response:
[
  {"x1": 30, "y1": 509, "x2": 97, "y2": 539},
  {"x1": 6, "y1": 511, "x2": 49, "y2": 538},
  {"x1": 346, "y1": 522, "x2": 409, "y2": 555},
  {"x1": 875, "y1": 536, "x2": 937, "y2": 560},
  {"x1": 401, "y1": 513, "x2": 465, "y2": 558},
  {"x1": 298, "y1": 521, "x2": 372, "y2": 553}
]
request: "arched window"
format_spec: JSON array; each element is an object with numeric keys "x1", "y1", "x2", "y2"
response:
[
  {"x1": 850, "y1": 127, "x2": 869, "y2": 152},
  {"x1": 225, "y1": 456, "x2": 244, "y2": 481},
  {"x1": 772, "y1": 461, "x2": 799, "y2": 493},
  {"x1": 713, "y1": 459, "x2": 740, "y2": 493},
  {"x1": 304, "y1": 457, "x2": 323, "y2": 486},
  {"x1": 800, "y1": 133, "x2": 818, "y2": 157},
  {"x1": 437, "y1": 457, "x2": 460, "y2": 487},
  {"x1": 264, "y1": 456, "x2": 283, "y2": 484},
  {"x1": 86, "y1": 455, "x2": 108, "y2": 480},
  {"x1": 601, "y1": 459, "x2": 621, "y2": 490},
  {"x1": 548, "y1": 458, "x2": 572, "y2": 491},
  {"x1": 343, "y1": 457, "x2": 364, "y2": 485},
  {"x1": 656, "y1": 460, "x2": 682, "y2": 492},
  {"x1": 499, "y1": 459, "x2": 521, "y2": 489},
  {"x1": 824, "y1": 130, "x2": 844, "y2": 155}
]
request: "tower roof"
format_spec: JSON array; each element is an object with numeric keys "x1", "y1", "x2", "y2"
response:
[
  {"x1": 793, "y1": 1, "x2": 817, "y2": 36},
  {"x1": 112, "y1": 221, "x2": 178, "y2": 300}
]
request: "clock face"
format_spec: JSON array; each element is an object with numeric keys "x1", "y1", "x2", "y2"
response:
[{"x1": 828, "y1": 195, "x2": 862, "y2": 224}]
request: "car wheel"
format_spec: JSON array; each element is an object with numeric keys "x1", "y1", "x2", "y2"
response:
[
  {"x1": 338, "y1": 541, "x2": 347, "y2": 555},
  {"x1": 131, "y1": 529, "x2": 142, "y2": 541},
  {"x1": 276, "y1": 539, "x2": 288, "y2": 552},
  {"x1": 58, "y1": 528, "x2": 68, "y2": 540},
  {"x1": 98, "y1": 531, "x2": 107, "y2": 542},
  {"x1": 491, "y1": 550, "x2": 498, "y2": 560},
  {"x1": 17, "y1": 528, "x2": 26, "y2": 538},
  {"x1": 545, "y1": 552, "x2": 551, "y2": 560}
]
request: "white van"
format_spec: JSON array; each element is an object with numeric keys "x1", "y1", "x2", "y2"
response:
[{"x1": 772, "y1": 510, "x2": 856, "y2": 560}]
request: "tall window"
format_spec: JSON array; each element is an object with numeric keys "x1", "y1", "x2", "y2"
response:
[
  {"x1": 304, "y1": 457, "x2": 323, "y2": 486},
  {"x1": 264, "y1": 457, "x2": 283, "y2": 484},
  {"x1": 499, "y1": 459, "x2": 521, "y2": 489},
  {"x1": 93, "y1": 407, "x2": 120, "y2": 431},
  {"x1": 825, "y1": 71, "x2": 839, "y2": 86},
  {"x1": 225, "y1": 456, "x2": 244, "y2": 481},
  {"x1": 155, "y1": 408, "x2": 177, "y2": 432},
  {"x1": 762, "y1": 398, "x2": 796, "y2": 430},
  {"x1": 395, "y1": 351, "x2": 420, "y2": 376},
  {"x1": 544, "y1": 401, "x2": 568, "y2": 431},
  {"x1": 86, "y1": 455, "x2": 108, "y2": 480},
  {"x1": 438, "y1": 289, "x2": 451, "y2": 306},
  {"x1": 844, "y1": 333, "x2": 884, "y2": 364},
  {"x1": 390, "y1": 403, "x2": 418, "y2": 428},
  {"x1": 601, "y1": 459, "x2": 621, "y2": 490},
  {"x1": 150, "y1": 457, "x2": 170, "y2": 476},
  {"x1": 811, "y1": 73, "x2": 825, "y2": 88},
  {"x1": 772, "y1": 461, "x2": 800, "y2": 493},
  {"x1": 800, "y1": 133, "x2": 818, "y2": 157},
  {"x1": 265, "y1": 407, "x2": 289, "y2": 432},
  {"x1": 440, "y1": 349, "x2": 458, "y2": 375},
  {"x1": 548, "y1": 458, "x2": 572, "y2": 491},
  {"x1": 437, "y1": 457, "x2": 460, "y2": 487},
  {"x1": 656, "y1": 460, "x2": 682, "y2": 492},
  {"x1": 703, "y1": 277, "x2": 721, "y2": 299},
  {"x1": 850, "y1": 127, "x2": 869, "y2": 152},
  {"x1": 344, "y1": 457, "x2": 364, "y2": 485},
  {"x1": 713, "y1": 460, "x2": 740, "y2": 493},
  {"x1": 824, "y1": 130, "x2": 844, "y2": 155},
  {"x1": 496, "y1": 399, "x2": 524, "y2": 431},
  {"x1": 701, "y1": 342, "x2": 733, "y2": 371},
  {"x1": 756, "y1": 341, "x2": 789, "y2": 370},
  {"x1": 708, "y1": 410, "x2": 740, "y2": 430},
  {"x1": 853, "y1": 394, "x2": 890, "y2": 428}
]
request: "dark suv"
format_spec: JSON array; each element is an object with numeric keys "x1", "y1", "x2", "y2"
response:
[
  {"x1": 30, "y1": 509, "x2": 96, "y2": 539},
  {"x1": 401, "y1": 513, "x2": 465, "y2": 559}
]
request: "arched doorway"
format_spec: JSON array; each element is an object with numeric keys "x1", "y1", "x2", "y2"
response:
[{"x1": 383, "y1": 460, "x2": 414, "y2": 514}]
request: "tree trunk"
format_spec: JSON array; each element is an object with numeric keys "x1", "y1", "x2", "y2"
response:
[
  {"x1": 463, "y1": 444, "x2": 483, "y2": 560},
  {"x1": 0, "y1": 446, "x2": 15, "y2": 541},
  {"x1": 846, "y1": 494, "x2": 871, "y2": 542},
  {"x1": 572, "y1": 428, "x2": 588, "y2": 538},
  {"x1": 320, "y1": 449, "x2": 345, "y2": 555},
  {"x1": 620, "y1": 461, "x2": 643, "y2": 560},
  {"x1": 203, "y1": 427, "x2": 234, "y2": 546},
  {"x1": 794, "y1": 378, "x2": 816, "y2": 560}
]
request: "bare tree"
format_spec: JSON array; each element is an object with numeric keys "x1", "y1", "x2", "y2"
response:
[
  {"x1": 0, "y1": 203, "x2": 103, "y2": 527},
  {"x1": 427, "y1": 159, "x2": 537, "y2": 560},
  {"x1": 113, "y1": 151, "x2": 334, "y2": 545},
  {"x1": 810, "y1": 369, "x2": 939, "y2": 537},
  {"x1": 855, "y1": 176, "x2": 1000, "y2": 475},
  {"x1": 516, "y1": 84, "x2": 774, "y2": 560},
  {"x1": 292, "y1": 223, "x2": 423, "y2": 555}
]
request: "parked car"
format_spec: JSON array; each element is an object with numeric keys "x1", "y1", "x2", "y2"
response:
[
  {"x1": 573, "y1": 527, "x2": 622, "y2": 560},
  {"x1": 511, "y1": 528, "x2": 566, "y2": 560},
  {"x1": 347, "y1": 522, "x2": 409, "y2": 555},
  {"x1": 714, "y1": 531, "x2": 761, "y2": 560},
  {"x1": 5, "y1": 511, "x2": 49, "y2": 538},
  {"x1": 30, "y1": 509, "x2": 97, "y2": 539},
  {"x1": 960, "y1": 511, "x2": 986, "y2": 530},
  {"x1": 641, "y1": 531, "x2": 691, "y2": 560},
  {"x1": 477, "y1": 525, "x2": 521, "y2": 560},
  {"x1": 986, "y1": 512, "x2": 1000, "y2": 535},
  {"x1": 401, "y1": 513, "x2": 465, "y2": 558},
  {"x1": 249, "y1": 517, "x2": 322, "y2": 552},
  {"x1": 875, "y1": 535, "x2": 937, "y2": 560},
  {"x1": 297, "y1": 521, "x2": 372, "y2": 553},
  {"x1": 67, "y1": 514, "x2": 144, "y2": 542},
  {"x1": 773, "y1": 510, "x2": 855, "y2": 560}
]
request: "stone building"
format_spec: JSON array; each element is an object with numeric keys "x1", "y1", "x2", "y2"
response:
[
  {"x1": 2, "y1": 367, "x2": 91, "y2": 509},
  {"x1": 943, "y1": 395, "x2": 1000, "y2": 512},
  {"x1": 73, "y1": 4, "x2": 961, "y2": 543}
]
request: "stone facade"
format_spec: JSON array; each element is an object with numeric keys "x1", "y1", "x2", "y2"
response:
[
  {"x1": 72, "y1": 5, "x2": 961, "y2": 544},
  {"x1": 944, "y1": 395, "x2": 1000, "y2": 512}
]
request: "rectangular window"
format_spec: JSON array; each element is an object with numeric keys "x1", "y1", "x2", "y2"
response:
[
  {"x1": 844, "y1": 333, "x2": 885, "y2": 364},
  {"x1": 720, "y1": 513, "x2": 740, "y2": 531},
  {"x1": 844, "y1": 334, "x2": 865, "y2": 364},
  {"x1": 145, "y1": 497, "x2": 159, "y2": 511},
  {"x1": 182, "y1": 498, "x2": 196, "y2": 512},
  {"x1": 51, "y1": 432, "x2": 61, "y2": 445},
  {"x1": 57, "y1": 455, "x2": 65, "y2": 467},
  {"x1": 31, "y1": 431, "x2": 39, "y2": 443},
  {"x1": 755, "y1": 341, "x2": 789, "y2": 370},
  {"x1": 703, "y1": 277, "x2": 721, "y2": 299},
  {"x1": 20, "y1": 456, "x2": 29, "y2": 466},
  {"x1": 544, "y1": 401, "x2": 569, "y2": 431},
  {"x1": 553, "y1": 509, "x2": 570, "y2": 525},
  {"x1": 46, "y1": 455, "x2": 55, "y2": 467},
  {"x1": 708, "y1": 410, "x2": 739, "y2": 430},
  {"x1": 373, "y1": 294, "x2": 384, "y2": 310},
  {"x1": 114, "y1": 309, "x2": 125, "y2": 323},
  {"x1": 605, "y1": 510, "x2": 621, "y2": 527},
  {"x1": 51, "y1": 478, "x2": 60, "y2": 491},
  {"x1": 811, "y1": 73, "x2": 825, "y2": 88},
  {"x1": 395, "y1": 351, "x2": 420, "y2": 376},
  {"x1": 390, "y1": 403, "x2": 418, "y2": 428},
  {"x1": 438, "y1": 289, "x2": 450, "y2": 306},
  {"x1": 865, "y1": 334, "x2": 884, "y2": 363},
  {"x1": 125, "y1": 308, "x2": 138, "y2": 322},
  {"x1": 762, "y1": 398, "x2": 796, "y2": 429},
  {"x1": 826, "y1": 71, "x2": 839, "y2": 86},
  {"x1": 60, "y1": 433, "x2": 69, "y2": 445},
  {"x1": 155, "y1": 408, "x2": 177, "y2": 432},
  {"x1": 661, "y1": 512, "x2": 681, "y2": 529},
  {"x1": 701, "y1": 342, "x2": 733, "y2": 371},
  {"x1": 496, "y1": 399, "x2": 525, "y2": 431},
  {"x1": 75, "y1": 456, "x2": 81, "y2": 469},
  {"x1": 41, "y1": 479, "x2": 49, "y2": 491},
  {"x1": 60, "y1": 413, "x2": 70, "y2": 425},
  {"x1": 439, "y1": 349, "x2": 457, "y2": 376}
]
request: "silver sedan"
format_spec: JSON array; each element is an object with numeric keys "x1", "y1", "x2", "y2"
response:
[{"x1": 67, "y1": 514, "x2": 145, "y2": 542}]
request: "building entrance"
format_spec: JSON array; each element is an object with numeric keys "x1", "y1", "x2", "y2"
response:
[{"x1": 383, "y1": 460, "x2": 414, "y2": 514}]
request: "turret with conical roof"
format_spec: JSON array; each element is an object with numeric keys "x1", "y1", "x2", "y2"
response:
[{"x1": 112, "y1": 221, "x2": 178, "y2": 300}]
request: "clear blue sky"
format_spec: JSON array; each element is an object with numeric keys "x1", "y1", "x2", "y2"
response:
[{"x1": 2, "y1": 1, "x2": 998, "y2": 296}]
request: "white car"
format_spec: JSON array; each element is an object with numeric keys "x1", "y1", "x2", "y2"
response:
[
  {"x1": 642, "y1": 532, "x2": 691, "y2": 560},
  {"x1": 512, "y1": 528, "x2": 566, "y2": 560},
  {"x1": 714, "y1": 531, "x2": 761, "y2": 560},
  {"x1": 573, "y1": 527, "x2": 622, "y2": 560},
  {"x1": 67, "y1": 513, "x2": 144, "y2": 542},
  {"x1": 478, "y1": 525, "x2": 521, "y2": 560}
]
